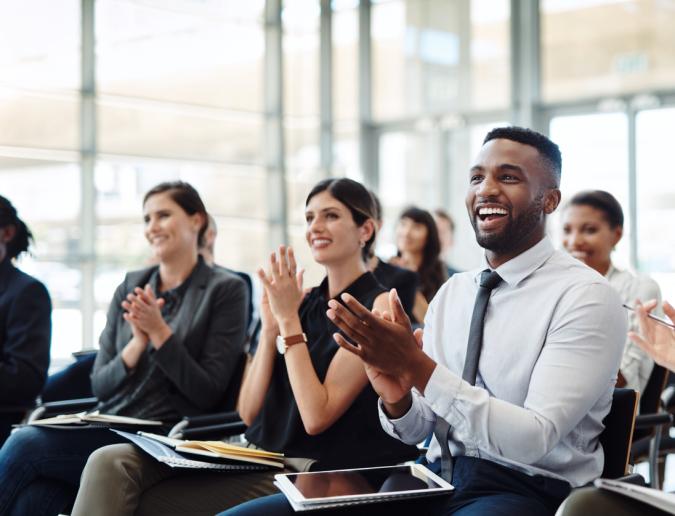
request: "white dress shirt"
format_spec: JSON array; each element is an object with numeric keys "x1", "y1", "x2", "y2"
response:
[
  {"x1": 379, "y1": 236, "x2": 627, "y2": 487},
  {"x1": 606, "y1": 264, "x2": 661, "y2": 393}
]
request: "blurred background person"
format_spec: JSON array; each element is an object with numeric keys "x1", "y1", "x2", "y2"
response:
[
  {"x1": 433, "y1": 208, "x2": 460, "y2": 278},
  {"x1": 0, "y1": 195, "x2": 51, "y2": 445},
  {"x1": 202, "y1": 214, "x2": 255, "y2": 341},
  {"x1": 391, "y1": 206, "x2": 447, "y2": 322},
  {"x1": 561, "y1": 189, "x2": 661, "y2": 393},
  {"x1": 367, "y1": 191, "x2": 419, "y2": 321}
]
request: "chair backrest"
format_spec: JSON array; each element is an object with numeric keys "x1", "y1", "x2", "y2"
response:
[
  {"x1": 600, "y1": 388, "x2": 639, "y2": 478},
  {"x1": 41, "y1": 349, "x2": 97, "y2": 402},
  {"x1": 641, "y1": 364, "x2": 669, "y2": 415},
  {"x1": 632, "y1": 364, "x2": 669, "y2": 442}
]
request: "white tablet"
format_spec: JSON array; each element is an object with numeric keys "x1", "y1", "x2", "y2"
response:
[{"x1": 275, "y1": 463, "x2": 453, "y2": 508}]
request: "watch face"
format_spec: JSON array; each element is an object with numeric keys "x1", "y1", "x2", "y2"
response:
[{"x1": 276, "y1": 335, "x2": 286, "y2": 354}]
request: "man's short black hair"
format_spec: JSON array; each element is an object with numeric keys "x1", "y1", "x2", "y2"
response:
[{"x1": 483, "y1": 126, "x2": 562, "y2": 187}]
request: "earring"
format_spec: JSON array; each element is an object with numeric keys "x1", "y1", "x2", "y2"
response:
[{"x1": 359, "y1": 241, "x2": 366, "y2": 248}]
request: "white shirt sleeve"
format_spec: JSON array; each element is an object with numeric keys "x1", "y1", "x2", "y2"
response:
[{"x1": 422, "y1": 282, "x2": 626, "y2": 465}]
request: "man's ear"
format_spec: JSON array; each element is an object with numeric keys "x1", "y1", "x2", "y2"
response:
[
  {"x1": 611, "y1": 225, "x2": 623, "y2": 247},
  {"x1": 543, "y1": 189, "x2": 561, "y2": 215}
]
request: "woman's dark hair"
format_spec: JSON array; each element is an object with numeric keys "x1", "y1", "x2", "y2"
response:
[
  {"x1": 143, "y1": 181, "x2": 209, "y2": 247},
  {"x1": 398, "y1": 206, "x2": 447, "y2": 302},
  {"x1": 305, "y1": 178, "x2": 377, "y2": 261},
  {"x1": 567, "y1": 190, "x2": 624, "y2": 228},
  {"x1": 0, "y1": 195, "x2": 33, "y2": 260}
]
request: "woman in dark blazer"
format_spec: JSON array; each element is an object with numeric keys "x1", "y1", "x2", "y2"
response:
[
  {"x1": 0, "y1": 196, "x2": 51, "y2": 445},
  {"x1": 0, "y1": 182, "x2": 249, "y2": 516}
]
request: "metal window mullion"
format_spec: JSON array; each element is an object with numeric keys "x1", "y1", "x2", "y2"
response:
[
  {"x1": 510, "y1": 0, "x2": 541, "y2": 129},
  {"x1": 627, "y1": 107, "x2": 638, "y2": 270},
  {"x1": 358, "y1": 0, "x2": 376, "y2": 189},
  {"x1": 80, "y1": 0, "x2": 96, "y2": 350},
  {"x1": 265, "y1": 0, "x2": 287, "y2": 246},
  {"x1": 320, "y1": 0, "x2": 333, "y2": 177}
]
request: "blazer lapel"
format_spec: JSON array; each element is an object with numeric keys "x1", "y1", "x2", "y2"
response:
[{"x1": 170, "y1": 260, "x2": 211, "y2": 348}]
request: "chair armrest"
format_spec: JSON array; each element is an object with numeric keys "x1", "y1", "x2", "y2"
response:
[
  {"x1": 179, "y1": 411, "x2": 241, "y2": 428},
  {"x1": 662, "y1": 385, "x2": 675, "y2": 408},
  {"x1": 635, "y1": 413, "x2": 673, "y2": 430},
  {"x1": 171, "y1": 421, "x2": 247, "y2": 440},
  {"x1": 615, "y1": 473, "x2": 647, "y2": 486},
  {"x1": 27, "y1": 397, "x2": 98, "y2": 423}
]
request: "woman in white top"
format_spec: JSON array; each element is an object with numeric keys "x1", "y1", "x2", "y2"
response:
[{"x1": 561, "y1": 189, "x2": 661, "y2": 393}]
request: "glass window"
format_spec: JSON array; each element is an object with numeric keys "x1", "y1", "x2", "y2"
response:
[
  {"x1": 334, "y1": 120, "x2": 360, "y2": 180},
  {"x1": 285, "y1": 118, "x2": 321, "y2": 171},
  {"x1": 372, "y1": 0, "x2": 510, "y2": 121},
  {"x1": 96, "y1": 0, "x2": 264, "y2": 112},
  {"x1": 283, "y1": 0, "x2": 320, "y2": 118},
  {"x1": 333, "y1": 5, "x2": 359, "y2": 121},
  {"x1": 0, "y1": 90, "x2": 80, "y2": 152},
  {"x1": 636, "y1": 107, "x2": 675, "y2": 302},
  {"x1": 0, "y1": 0, "x2": 80, "y2": 92},
  {"x1": 97, "y1": 99, "x2": 263, "y2": 162},
  {"x1": 542, "y1": 0, "x2": 675, "y2": 102},
  {"x1": 549, "y1": 112, "x2": 631, "y2": 268}
]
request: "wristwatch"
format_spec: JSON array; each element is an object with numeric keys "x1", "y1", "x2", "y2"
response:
[{"x1": 276, "y1": 333, "x2": 307, "y2": 354}]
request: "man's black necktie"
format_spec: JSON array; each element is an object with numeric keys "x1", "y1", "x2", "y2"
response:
[{"x1": 434, "y1": 269, "x2": 503, "y2": 482}]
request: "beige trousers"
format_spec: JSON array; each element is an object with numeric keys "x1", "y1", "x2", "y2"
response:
[{"x1": 71, "y1": 443, "x2": 281, "y2": 516}]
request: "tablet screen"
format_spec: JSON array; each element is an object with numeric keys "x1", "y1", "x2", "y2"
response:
[{"x1": 282, "y1": 465, "x2": 446, "y2": 501}]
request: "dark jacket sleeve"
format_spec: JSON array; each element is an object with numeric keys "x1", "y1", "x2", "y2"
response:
[
  {"x1": 90, "y1": 279, "x2": 131, "y2": 401},
  {"x1": 153, "y1": 273, "x2": 248, "y2": 411},
  {"x1": 0, "y1": 280, "x2": 51, "y2": 405}
]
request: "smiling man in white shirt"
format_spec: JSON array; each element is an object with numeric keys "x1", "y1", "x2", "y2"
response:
[{"x1": 326, "y1": 126, "x2": 627, "y2": 516}]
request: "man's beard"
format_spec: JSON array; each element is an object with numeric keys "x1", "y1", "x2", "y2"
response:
[{"x1": 471, "y1": 193, "x2": 545, "y2": 253}]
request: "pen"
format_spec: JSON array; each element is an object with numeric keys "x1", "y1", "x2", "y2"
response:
[{"x1": 622, "y1": 304, "x2": 675, "y2": 330}]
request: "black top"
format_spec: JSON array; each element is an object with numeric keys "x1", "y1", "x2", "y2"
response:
[
  {"x1": 0, "y1": 257, "x2": 51, "y2": 408},
  {"x1": 372, "y1": 259, "x2": 419, "y2": 321},
  {"x1": 245, "y1": 272, "x2": 419, "y2": 469}
]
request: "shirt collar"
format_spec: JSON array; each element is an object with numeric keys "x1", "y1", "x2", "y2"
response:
[{"x1": 476, "y1": 236, "x2": 555, "y2": 287}]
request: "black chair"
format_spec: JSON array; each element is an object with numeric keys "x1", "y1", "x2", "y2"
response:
[
  {"x1": 27, "y1": 351, "x2": 250, "y2": 430},
  {"x1": 42, "y1": 350, "x2": 97, "y2": 402},
  {"x1": 600, "y1": 388, "x2": 640, "y2": 479},
  {"x1": 629, "y1": 365, "x2": 672, "y2": 488}
]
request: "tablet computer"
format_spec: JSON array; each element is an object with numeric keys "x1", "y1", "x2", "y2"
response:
[{"x1": 275, "y1": 463, "x2": 453, "y2": 508}]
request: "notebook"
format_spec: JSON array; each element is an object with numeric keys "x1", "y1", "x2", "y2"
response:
[
  {"x1": 27, "y1": 411, "x2": 163, "y2": 428},
  {"x1": 274, "y1": 463, "x2": 453, "y2": 511},
  {"x1": 113, "y1": 430, "x2": 283, "y2": 471},
  {"x1": 595, "y1": 478, "x2": 675, "y2": 514}
]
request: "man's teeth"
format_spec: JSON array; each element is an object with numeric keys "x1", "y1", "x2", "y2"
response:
[{"x1": 478, "y1": 207, "x2": 508, "y2": 216}]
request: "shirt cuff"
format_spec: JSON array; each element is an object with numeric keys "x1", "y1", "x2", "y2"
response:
[
  {"x1": 377, "y1": 393, "x2": 420, "y2": 439},
  {"x1": 423, "y1": 364, "x2": 463, "y2": 424}
]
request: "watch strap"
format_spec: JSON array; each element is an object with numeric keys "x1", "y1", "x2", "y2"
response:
[{"x1": 280, "y1": 333, "x2": 307, "y2": 347}]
